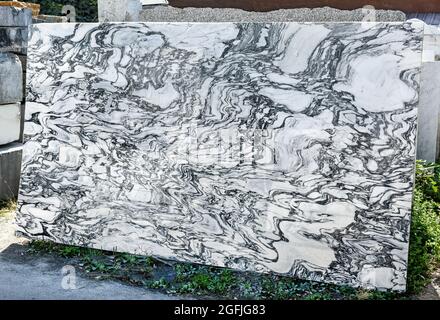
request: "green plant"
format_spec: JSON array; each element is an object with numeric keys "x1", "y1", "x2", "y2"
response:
[
  {"x1": 0, "y1": 199, "x2": 16, "y2": 218},
  {"x1": 58, "y1": 245, "x2": 82, "y2": 257},
  {"x1": 407, "y1": 188, "x2": 440, "y2": 293},
  {"x1": 415, "y1": 160, "x2": 440, "y2": 202},
  {"x1": 147, "y1": 277, "x2": 170, "y2": 290},
  {"x1": 25, "y1": 0, "x2": 98, "y2": 22},
  {"x1": 83, "y1": 256, "x2": 108, "y2": 272}
]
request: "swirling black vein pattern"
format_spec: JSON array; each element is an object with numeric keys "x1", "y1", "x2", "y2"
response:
[{"x1": 16, "y1": 22, "x2": 423, "y2": 291}]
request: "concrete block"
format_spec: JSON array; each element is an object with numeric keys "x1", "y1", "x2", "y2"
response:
[
  {"x1": 34, "y1": 15, "x2": 68, "y2": 23},
  {"x1": 417, "y1": 62, "x2": 440, "y2": 163},
  {"x1": 0, "y1": 53, "x2": 23, "y2": 104},
  {"x1": 0, "y1": 27, "x2": 28, "y2": 54},
  {"x1": 16, "y1": 54, "x2": 26, "y2": 102},
  {"x1": 0, "y1": 142, "x2": 22, "y2": 201},
  {"x1": 0, "y1": 6, "x2": 32, "y2": 27},
  {"x1": 407, "y1": 13, "x2": 440, "y2": 26},
  {"x1": 422, "y1": 24, "x2": 440, "y2": 62},
  {"x1": 140, "y1": 0, "x2": 168, "y2": 4},
  {"x1": 0, "y1": 103, "x2": 21, "y2": 145},
  {"x1": 98, "y1": 0, "x2": 142, "y2": 22},
  {"x1": 0, "y1": 1, "x2": 40, "y2": 17}
]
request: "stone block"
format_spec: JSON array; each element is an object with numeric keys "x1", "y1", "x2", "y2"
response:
[
  {"x1": 422, "y1": 24, "x2": 440, "y2": 62},
  {"x1": 0, "y1": 27, "x2": 28, "y2": 54},
  {"x1": 0, "y1": 103, "x2": 21, "y2": 145},
  {"x1": 140, "y1": 0, "x2": 168, "y2": 4},
  {"x1": 0, "y1": 142, "x2": 22, "y2": 201},
  {"x1": 34, "y1": 15, "x2": 68, "y2": 23},
  {"x1": 98, "y1": 0, "x2": 142, "y2": 22},
  {"x1": 0, "y1": 6, "x2": 32, "y2": 27},
  {"x1": 0, "y1": 53, "x2": 23, "y2": 104},
  {"x1": 0, "y1": 1, "x2": 40, "y2": 17},
  {"x1": 417, "y1": 62, "x2": 440, "y2": 163},
  {"x1": 16, "y1": 53, "x2": 26, "y2": 70}
]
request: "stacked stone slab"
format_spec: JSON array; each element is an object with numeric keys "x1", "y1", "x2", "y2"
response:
[
  {"x1": 415, "y1": 22, "x2": 440, "y2": 163},
  {"x1": 417, "y1": 62, "x2": 440, "y2": 163},
  {"x1": 0, "y1": 6, "x2": 31, "y2": 201}
]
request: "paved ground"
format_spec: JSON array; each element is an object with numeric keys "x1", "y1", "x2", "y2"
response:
[{"x1": 0, "y1": 214, "x2": 183, "y2": 300}]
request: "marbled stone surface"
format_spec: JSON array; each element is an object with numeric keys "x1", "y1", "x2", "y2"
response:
[{"x1": 16, "y1": 22, "x2": 423, "y2": 291}]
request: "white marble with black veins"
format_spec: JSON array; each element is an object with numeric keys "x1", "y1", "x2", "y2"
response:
[{"x1": 16, "y1": 22, "x2": 423, "y2": 291}]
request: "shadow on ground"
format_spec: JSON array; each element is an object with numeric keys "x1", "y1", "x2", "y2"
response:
[
  {"x1": 0, "y1": 214, "x2": 186, "y2": 300},
  {"x1": 0, "y1": 243, "x2": 186, "y2": 300}
]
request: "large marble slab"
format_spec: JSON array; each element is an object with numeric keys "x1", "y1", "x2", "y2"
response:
[{"x1": 16, "y1": 22, "x2": 423, "y2": 291}]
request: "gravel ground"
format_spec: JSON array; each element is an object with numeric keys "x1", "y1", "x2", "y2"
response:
[{"x1": 140, "y1": 6, "x2": 406, "y2": 22}]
